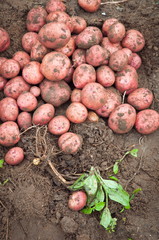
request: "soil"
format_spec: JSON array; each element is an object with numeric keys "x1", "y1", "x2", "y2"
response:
[{"x1": 0, "y1": 0, "x2": 159, "y2": 240}]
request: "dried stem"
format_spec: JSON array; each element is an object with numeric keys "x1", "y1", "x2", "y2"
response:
[
  {"x1": 101, "y1": 0, "x2": 128, "y2": 4},
  {"x1": 20, "y1": 125, "x2": 39, "y2": 135}
]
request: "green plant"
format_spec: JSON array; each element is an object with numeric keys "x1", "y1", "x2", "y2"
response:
[{"x1": 0, "y1": 159, "x2": 4, "y2": 168}]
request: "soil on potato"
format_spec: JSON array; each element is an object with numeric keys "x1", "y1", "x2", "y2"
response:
[{"x1": 0, "y1": 1, "x2": 159, "y2": 240}]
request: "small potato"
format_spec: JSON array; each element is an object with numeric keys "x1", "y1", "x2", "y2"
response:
[
  {"x1": 78, "y1": 0, "x2": 101, "y2": 13},
  {"x1": 68, "y1": 191, "x2": 87, "y2": 211},
  {"x1": 135, "y1": 109, "x2": 159, "y2": 134},
  {"x1": 17, "y1": 112, "x2": 32, "y2": 129},
  {"x1": 115, "y1": 65, "x2": 138, "y2": 94},
  {"x1": 58, "y1": 132, "x2": 83, "y2": 154},
  {"x1": 30, "y1": 41, "x2": 49, "y2": 62},
  {"x1": 48, "y1": 115, "x2": 70, "y2": 135},
  {"x1": 122, "y1": 29, "x2": 145, "y2": 52},
  {"x1": 108, "y1": 103, "x2": 136, "y2": 134},
  {"x1": 0, "y1": 77, "x2": 7, "y2": 90},
  {"x1": 0, "y1": 57, "x2": 7, "y2": 73},
  {"x1": 13, "y1": 51, "x2": 30, "y2": 69},
  {"x1": 101, "y1": 37, "x2": 122, "y2": 55},
  {"x1": 22, "y1": 32, "x2": 38, "y2": 53},
  {"x1": 0, "y1": 27, "x2": 10, "y2": 52},
  {"x1": 81, "y1": 82, "x2": 107, "y2": 110},
  {"x1": 22, "y1": 61, "x2": 44, "y2": 85},
  {"x1": 40, "y1": 52, "x2": 71, "y2": 81},
  {"x1": 5, "y1": 147, "x2": 24, "y2": 165},
  {"x1": 72, "y1": 49, "x2": 86, "y2": 68},
  {"x1": 40, "y1": 79, "x2": 71, "y2": 107},
  {"x1": 17, "y1": 91, "x2": 38, "y2": 112},
  {"x1": 122, "y1": 48, "x2": 133, "y2": 64},
  {"x1": 130, "y1": 53, "x2": 142, "y2": 70},
  {"x1": 73, "y1": 64, "x2": 96, "y2": 89},
  {"x1": 86, "y1": 45, "x2": 109, "y2": 67},
  {"x1": 66, "y1": 102, "x2": 88, "y2": 123},
  {"x1": 45, "y1": 0, "x2": 66, "y2": 13},
  {"x1": 75, "y1": 26, "x2": 103, "y2": 49},
  {"x1": 102, "y1": 18, "x2": 118, "y2": 36},
  {"x1": 56, "y1": 37, "x2": 76, "y2": 57},
  {"x1": 0, "y1": 97, "x2": 19, "y2": 122},
  {"x1": 1, "y1": 59, "x2": 20, "y2": 79},
  {"x1": 127, "y1": 88, "x2": 153, "y2": 110},
  {"x1": 72, "y1": 16, "x2": 87, "y2": 34},
  {"x1": 0, "y1": 121, "x2": 20, "y2": 147},
  {"x1": 63, "y1": 66, "x2": 74, "y2": 83},
  {"x1": 96, "y1": 65, "x2": 115, "y2": 87},
  {"x1": 108, "y1": 22, "x2": 125, "y2": 43},
  {"x1": 4, "y1": 76, "x2": 30, "y2": 99},
  {"x1": 87, "y1": 111, "x2": 99, "y2": 122},
  {"x1": 32, "y1": 103, "x2": 55, "y2": 125},
  {"x1": 109, "y1": 50, "x2": 128, "y2": 72},
  {"x1": 30, "y1": 86, "x2": 41, "y2": 97},
  {"x1": 71, "y1": 89, "x2": 82, "y2": 103}
]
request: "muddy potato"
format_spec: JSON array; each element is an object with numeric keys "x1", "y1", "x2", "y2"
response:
[
  {"x1": 56, "y1": 37, "x2": 76, "y2": 57},
  {"x1": 122, "y1": 29, "x2": 145, "y2": 52},
  {"x1": 130, "y1": 53, "x2": 142, "y2": 69},
  {"x1": 108, "y1": 22, "x2": 125, "y2": 43},
  {"x1": 13, "y1": 51, "x2": 30, "y2": 69},
  {"x1": 122, "y1": 48, "x2": 133, "y2": 64},
  {"x1": 102, "y1": 18, "x2": 118, "y2": 36},
  {"x1": 17, "y1": 112, "x2": 32, "y2": 129},
  {"x1": 30, "y1": 41, "x2": 49, "y2": 62},
  {"x1": 66, "y1": 102, "x2": 88, "y2": 123},
  {"x1": 45, "y1": 0, "x2": 66, "y2": 13},
  {"x1": 71, "y1": 89, "x2": 82, "y2": 103},
  {"x1": 86, "y1": 45, "x2": 109, "y2": 67},
  {"x1": 22, "y1": 32, "x2": 38, "y2": 53},
  {"x1": 0, "y1": 97, "x2": 19, "y2": 122},
  {"x1": 1, "y1": 59, "x2": 20, "y2": 79},
  {"x1": 0, "y1": 27, "x2": 10, "y2": 52},
  {"x1": 109, "y1": 50, "x2": 128, "y2": 72},
  {"x1": 0, "y1": 121, "x2": 20, "y2": 147},
  {"x1": 78, "y1": 0, "x2": 101, "y2": 13},
  {"x1": 96, "y1": 65, "x2": 115, "y2": 87},
  {"x1": 72, "y1": 16, "x2": 87, "y2": 34},
  {"x1": 101, "y1": 37, "x2": 122, "y2": 55},
  {"x1": 32, "y1": 103, "x2": 55, "y2": 125},
  {"x1": 63, "y1": 66, "x2": 74, "y2": 83},
  {"x1": 68, "y1": 191, "x2": 87, "y2": 211},
  {"x1": 17, "y1": 91, "x2": 38, "y2": 112},
  {"x1": 48, "y1": 115, "x2": 70, "y2": 135},
  {"x1": 0, "y1": 57, "x2": 7, "y2": 73},
  {"x1": 72, "y1": 49, "x2": 86, "y2": 68},
  {"x1": 5, "y1": 147, "x2": 24, "y2": 165},
  {"x1": 22, "y1": 61, "x2": 44, "y2": 84}
]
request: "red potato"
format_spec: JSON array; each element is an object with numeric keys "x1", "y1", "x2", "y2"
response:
[
  {"x1": 40, "y1": 79, "x2": 71, "y2": 107},
  {"x1": 115, "y1": 65, "x2": 138, "y2": 94},
  {"x1": 48, "y1": 115, "x2": 70, "y2": 135},
  {"x1": 38, "y1": 22, "x2": 71, "y2": 49},
  {"x1": 135, "y1": 109, "x2": 159, "y2": 134},
  {"x1": 30, "y1": 86, "x2": 41, "y2": 97},
  {"x1": 26, "y1": 6, "x2": 47, "y2": 32},
  {"x1": 127, "y1": 88, "x2": 153, "y2": 110},
  {"x1": 58, "y1": 132, "x2": 83, "y2": 154},
  {"x1": 96, "y1": 65, "x2": 115, "y2": 87},
  {"x1": 122, "y1": 29, "x2": 145, "y2": 52},
  {"x1": 130, "y1": 53, "x2": 142, "y2": 69},
  {"x1": 0, "y1": 97, "x2": 19, "y2": 122},
  {"x1": 109, "y1": 49, "x2": 128, "y2": 72},
  {"x1": 73, "y1": 64, "x2": 96, "y2": 89},
  {"x1": 63, "y1": 66, "x2": 74, "y2": 83},
  {"x1": 22, "y1": 32, "x2": 38, "y2": 53},
  {"x1": 45, "y1": 0, "x2": 66, "y2": 13},
  {"x1": 13, "y1": 51, "x2": 30, "y2": 69},
  {"x1": 32, "y1": 103, "x2": 55, "y2": 125},
  {"x1": 0, "y1": 57, "x2": 7, "y2": 73},
  {"x1": 22, "y1": 61, "x2": 44, "y2": 85},
  {"x1": 75, "y1": 26, "x2": 103, "y2": 49},
  {"x1": 0, "y1": 121, "x2": 20, "y2": 147},
  {"x1": 0, "y1": 28, "x2": 10, "y2": 52},
  {"x1": 81, "y1": 82, "x2": 107, "y2": 110},
  {"x1": 17, "y1": 91, "x2": 38, "y2": 112},
  {"x1": 96, "y1": 87, "x2": 121, "y2": 117},
  {"x1": 87, "y1": 111, "x2": 99, "y2": 122},
  {"x1": 66, "y1": 102, "x2": 88, "y2": 123},
  {"x1": 72, "y1": 49, "x2": 86, "y2": 68},
  {"x1": 72, "y1": 16, "x2": 87, "y2": 34},
  {"x1": 101, "y1": 37, "x2": 122, "y2": 55},
  {"x1": 5, "y1": 147, "x2": 24, "y2": 165},
  {"x1": 1, "y1": 59, "x2": 20, "y2": 79},
  {"x1": 122, "y1": 48, "x2": 133, "y2": 64},
  {"x1": 17, "y1": 112, "x2": 32, "y2": 129},
  {"x1": 71, "y1": 89, "x2": 82, "y2": 103},
  {"x1": 68, "y1": 191, "x2": 87, "y2": 211},
  {"x1": 78, "y1": 0, "x2": 101, "y2": 12},
  {"x1": 86, "y1": 45, "x2": 109, "y2": 67},
  {"x1": 108, "y1": 103, "x2": 136, "y2": 134},
  {"x1": 30, "y1": 41, "x2": 49, "y2": 62},
  {"x1": 56, "y1": 37, "x2": 76, "y2": 57},
  {"x1": 108, "y1": 22, "x2": 125, "y2": 43},
  {"x1": 0, "y1": 77, "x2": 7, "y2": 90},
  {"x1": 102, "y1": 18, "x2": 118, "y2": 36},
  {"x1": 4, "y1": 76, "x2": 30, "y2": 99}
]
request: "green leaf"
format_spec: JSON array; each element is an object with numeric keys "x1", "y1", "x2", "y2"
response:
[
  {"x1": 113, "y1": 162, "x2": 119, "y2": 174},
  {"x1": 89, "y1": 185, "x2": 105, "y2": 207},
  {"x1": 94, "y1": 202, "x2": 105, "y2": 211},
  {"x1": 0, "y1": 159, "x2": 4, "y2": 168},
  {"x1": 81, "y1": 207, "x2": 93, "y2": 214},
  {"x1": 109, "y1": 176, "x2": 119, "y2": 181},
  {"x1": 69, "y1": 173, "x2": 87, "y2": 190},
  {"x1": 130, "y1": 188, "x2": 142, "y2": 201},
  {"x1": 84, "y1": 175, "x2": 98, "y2": 196},
  {"x1": 100, "y1": 207, "x2": 112, "y2": 229},
  {"x1": 129, "y1": 148, "x2": 138, "y2": 157}
]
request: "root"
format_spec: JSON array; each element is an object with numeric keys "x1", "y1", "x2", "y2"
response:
[{"x1": 101, "y1": 0, "x2": 128, "y2": 4}]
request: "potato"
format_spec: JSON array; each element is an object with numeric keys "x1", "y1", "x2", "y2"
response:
[
  {"x1": 81, "y1": 82, "x2": 107, "y2": 110},
  {"x1": 130, "y1": 53, "x2": 142, "y2": 69},
  {"x1": 30, "y1": 41, "x2": 49, "y2": 62},
  {"x1": 122, "y1": 29, "x2": 145, "y2": 52},
  {"x1": 40, "y1": 79, "x2": 71, "y2": 107},
  {"x1": 45, "y1": 0, "x2": 66, "y2": 13},
  {"x1": 87, "y1": 111, "x2": 99, "y2": 122},
  {"x1": 127, "y1": 88, "x2": 153, "y2": 110},
  {"x1": 56, "y1": 37, "x2": 76, "y2": 57},
  {"x1": 0, "y1": 121, "x2": 20, "y2": 147},
  {"x1": 72, "y1": 49, "x2": 86, "y2": 68},
  {"x1": 38, "y1": 22, "x2": 71, "y2": 49},
  {"x1": 22, "y1": 61, "x2": 44, "y2": 84},
  {"x1": 63, "y1": 66, "x2": 74, "y2": 83},
  {"x1": 0, "y1": 77, "x2": 7, "y2": 91},
  {"x1": 108, "y1": 103, "x2": 136, "y2": 134},
  {"x1": 4, "y1": 76, "x2": 30, "y2": 99},
  {"x1": 122, "y1": 48, "x2": 133, "y2": 64},
  {"x1": 66, "y1": 102, "x2": 88, "y2": 123},
  {"x1": 13, "y1": 51, "x2": 30, "y2": 69},
  {"x1": 22, "y1": 32, "x2": 38, "y2": 53},
  {"x1": 48, "y1": 115, "x2": 70, "y2": 135},
  {"x1": 68, "y1": 191, "x2": 87, "y2": 211},
  {"x1": 78, "y1": 0, "x2": 101, "y2": 13},
  {"x1": 73, "y1": 64, "x2": 96, "y2": 89},
  {"x1": 1, "y1": 59, "x2": 20, "y2": 79},
  {"x1": 96, "y1": 87, "x2": 121, "y2": 117},
  {"x1": 115, "y1": 65, "x2": 138, "y2": 94},
  {"x1": 71, "y1": 89, "x2": 82, "y2": 103},
  {"x1": 72, "y1": 16, "x2": 87, "y2": 34},
  {"x1": 40, "y1": 51, "x2": 71, "y2": 81},
  {"x1": 108, "y1": 22, "x2": 125, "y2": 43},
  {"x1": 58, "y1": 132, "x2": 83, "y2": 154},
  {"x1": 17, "y1": 91, "x2": 38, "y2": 112},
  {"x1": 109, "y1": 50, "x2": 128, "y2": 72},
  {"x1": 96, "y1": 65, "x2": 115, "y2": 87},
  {"x1": 0, "y1": 97, "x2": 19, "y2": 122},
  {"x1": 102, "y1": 18, "x2": 118, "y2": 36},
  {"x1": 101, "y1": 37, "x2": 122, "y2": 55},
  {"x1": 86, "y1": 45, "x2": 109, "y2": 67},
  {"x1": 32, "y1": 103, "x2": 55, "y2": 125},
  {"x1": 17, "y1": 112, "x2": 32, "y2": 129},
  {"x1": 0, "y1": 27, "x2": 10, "y2": 52},
  {"x1": 30, "y1": 86, "x2": 41, "y2": 97},
  {"x1": 5, "y1": 147, "x2": 24, "y2": 165},
  {"x1": 0, "y1": 57, "x2": 7, "y2": 73},
  {"x1": 75, "y1": 26, "x2": 103, "y2": 49},
  {"x1": 26, "y1": 6, "x2": 47, "y2": 32}
]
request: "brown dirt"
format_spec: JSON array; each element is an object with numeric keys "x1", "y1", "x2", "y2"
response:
[{"x1": 0, "y1": 0, "x2": 159, "y2": 240}]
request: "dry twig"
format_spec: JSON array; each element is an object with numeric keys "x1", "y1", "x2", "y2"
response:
[{"x1": 101, "y1": 0, "x2": 128, "y2": 4}]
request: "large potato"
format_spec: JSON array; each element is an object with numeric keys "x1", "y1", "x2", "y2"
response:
[
  {"x1": 109, "y1": 50, "x2": 128, "y2": 72},
  {"x1": 122, "y1": 29, "x2": 145, "y2": 52},
  {"x1": 5, "y1": 147, "x2": 24, "y2": 165},
  {"x1": 0, "y1": 121, "x2": 20, "y2": 147},
  {"x1": 108, "y1": 22, "x2": 125, "y2": 43},
  {"x1": 22, "y1": 61, "x2": 44, "y2": 84},
  {"x1": 32, "y1": 103, "x2": 55, "y2": 125},
  {"x1": 0, "y1": 97, "x2": 19, "y2": 122},
  {"x1": 17, "y1": 92, "x2": 38, "y2": 112},
  {"x1": 0, "y1": 27, "x2": 10, "y2": 52}
]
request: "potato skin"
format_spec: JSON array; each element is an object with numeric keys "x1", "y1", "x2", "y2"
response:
[
  {"x1": 72, "y1": 16, "x2": 87, "y2": 34},
  {"x1": 0, "y1": 77, "x2": 7, "y2": 90},
  {"x1": 32, "y1": 103, "x2": 55, "y2": 125},
  {"x1": 22, "y1": 61, "x2": 44, "y2": 85},
  {"x1": 86, "y1": 45, "x2": 109, "y2": 67},
  {"x1": 0, "y1": 97, "x2": 19, "y2": 122},
  {"x1": 0, "y1": 57, "x2": 7, "y2": 72},
  {"x1": 66, "y1": 102, "x2": 88, "y2": 123},
  {"x1": 13, "y1": 51, "x2": 30, "y2": 69},
  {"x1": 22, "y1": 32, "x2": 38, "y2": 53},
  {"x1": 45, "y1": 0, "x2": 66, "y2": 13},
  {"x1": 130, "y1": 53, "x2": 142, "y2": 69},
  {"x1": 1, "y1": 59, "x2": 20, "y2": 79},
  {"x1": 30, "y1": 86, "x2": 41, "y2": 97},
  {"x1": 102, "y1": 18, "x2": 118, "y2": 36},
  {"x1": 68, "y1": 191, "x2": 87, "y2": 211},
  {"x1": 78, "y1": 0, "x2": 101, "y2": 13},
  {"x1": 30, "y1": 41, "x2": 49, "y2": 62},
  {"x1": 96, "y1": 65, "x2": 115, "y2": 87},
  {"x1": 56, "y1": 37, "x2": 76, "y2": 57},
  {"x1": 17, "y1": 112, "x2": 32, "y2": 129},
  {"x1": 108, "y1": 104, "x2": 136, "y2": 134},
  {"x1": 135, "y1": 109, "x2": 159, "y2": 134},
  {"x1": 122, "y1": 29, "x2": 145, "y2": 52},
  {"x1": 108, "y1": 22, "x2": 125, "y2": 43},
  {"x1": 101, "y1": 37, "x2": 122, "y2": 55},
  {"x1": 122, "y1": 48, "x2": 133, "y2": 64},
  {"x1": 127, "y1": 88, "x2": 153, "y2": 110},
  {"x1": 63, "y1": 66, "x2": 74, "y2": 83},
  {"x1": 5, "y1": 147, "x2": 24, "y2": 165},
  {"x1": 48, "y1": 115, "x2": 70, "y2": 135},
  {"x1": 0, "y1": 121, "x2": 20, "y2": 147},
  {"x1": 17, "y1": 92, "x2": 38, "y2": 112},
  {"x1": 71, "y1": 89, "x2": 82, "y2": 103},
  {"x1": 72, "y1": 49, "x2": 86, "y2": 68},
  {"x1": 0, "y1": 27, "x2": 10, "y2": 52},
  {"x1": 109, "y1": 50, "x2": 128, "y2": 72}
]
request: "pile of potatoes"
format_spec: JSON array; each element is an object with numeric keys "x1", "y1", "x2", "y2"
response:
[{"x1": 0, "y1": 0, "x2": 159, "y2": 165}]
